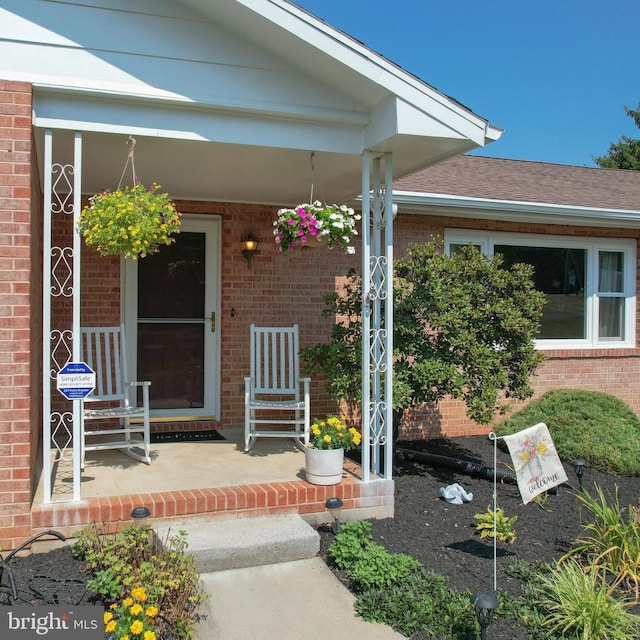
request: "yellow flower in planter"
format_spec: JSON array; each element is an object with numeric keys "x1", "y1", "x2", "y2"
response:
[
  {"x1": 309, "y1": 415, "x2": 361, "y2": 451},
  {"x1": 79, "y1": 182, "x2": 181, "y2": 260}
]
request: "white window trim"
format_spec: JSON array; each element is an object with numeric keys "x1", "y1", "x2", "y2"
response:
[{"x1": 445, "y1": 229, "x2": 636, "y2": 350}]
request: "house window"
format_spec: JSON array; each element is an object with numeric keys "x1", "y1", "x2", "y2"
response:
[{"x1": 445, "y1": 230, "x2": 636, "y2": 349}]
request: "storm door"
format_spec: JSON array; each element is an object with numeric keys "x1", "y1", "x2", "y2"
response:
[{"x1": 124, "y1": 215, "x2": 221, "y2": 420}]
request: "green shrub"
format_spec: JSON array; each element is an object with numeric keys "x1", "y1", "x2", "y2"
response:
[
  {"x1": 494, "y1": 389, "x2": 640, "y2": 475},
  {"x1": 348, "y1": 542, "x2": 421, "y2": 591},
  {"x1": 73, "y1": 523, "x2": 207, "y2": 639},
  {"x1": 535, "y1": 559, "x2": 640, "y2": 640},
  {"x1": 561, "y1": 483, "x2": 640, "y2": 601},
  {"x1": 355, "y1": 569, "x2": 478, "y2": 640},
  {"x1": 328, "y1": 520, "x2": 374, "y2": 569}
]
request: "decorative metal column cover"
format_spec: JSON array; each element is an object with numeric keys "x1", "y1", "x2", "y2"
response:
[
  {"x1": 42, "y1": 130, "x2": 83, "y2": 502},
  {"x1": 361, "y1": 151, "x2": 394, "y2": 481}
]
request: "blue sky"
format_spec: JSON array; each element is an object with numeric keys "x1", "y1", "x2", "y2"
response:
[{"x1": 295, "y1": 0, "x2": 640, "y2": 168}]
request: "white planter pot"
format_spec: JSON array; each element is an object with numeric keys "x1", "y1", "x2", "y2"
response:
[{"x1": 304, "y1": 447, "x2": 344, "y2": 485}]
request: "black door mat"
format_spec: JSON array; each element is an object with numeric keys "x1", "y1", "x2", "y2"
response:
[{"x1": 150, "y1": 430, "x2": 225, "y2": 443}]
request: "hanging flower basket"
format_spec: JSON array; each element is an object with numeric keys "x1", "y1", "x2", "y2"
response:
[
  {"x1": 78, "y1": 182, "x2": 181, "y2": 260},
  {"x1": 273, "y1": 201, "x2": 361, "y2": 254}
]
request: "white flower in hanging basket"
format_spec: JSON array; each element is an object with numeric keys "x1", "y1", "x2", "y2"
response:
[
  {"x1": 78, "y1": 182, "x2": 181, "y2": 260},
  {"x1": 273, "y1": 201, "x2": 361, "y2": 254}
]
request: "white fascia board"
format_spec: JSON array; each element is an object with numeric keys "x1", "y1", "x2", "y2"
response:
[
  {"x1": 32, "y1": 86, "x2": 365, "y2": 154},
  {"x1": 393, "y1": 191, "x2": 640, "y2": 229},
  {"x1": 225, "y1": 0, "x2": 494, "y2": 147},
  {"x1": 366, "y1": 97, "x2": 472, "y2": 148}
]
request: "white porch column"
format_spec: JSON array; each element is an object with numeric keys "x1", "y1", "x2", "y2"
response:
[
  {"x1": 42, "y1": 130, "x2": 83, "y2": 503},
  {"x1": 361, "y1": 151, "x2": 394, "y2": 481}
]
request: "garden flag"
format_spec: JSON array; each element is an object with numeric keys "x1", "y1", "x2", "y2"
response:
[{"x1": 501, "y1": 422, "x2": 567, "y2": 505}]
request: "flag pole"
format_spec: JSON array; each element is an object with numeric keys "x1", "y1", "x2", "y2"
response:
[{"x1": 488, "y1": 431, "x2": 498, "y2": 591}]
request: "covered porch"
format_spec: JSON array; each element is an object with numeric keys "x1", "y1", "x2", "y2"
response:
[
  {"x1": 32, "y1": 426, "x2": 388, "y2": 537},
  {"x1": 0, "y1": 0, "x2": 500, "y2": 549}
]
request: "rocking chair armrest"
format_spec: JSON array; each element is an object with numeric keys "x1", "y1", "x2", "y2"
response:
[{"x1": 128, "y1": 381, "x2": 152, "y2": 387}]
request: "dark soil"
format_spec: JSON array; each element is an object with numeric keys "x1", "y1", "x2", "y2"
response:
[
  {"x1": 320, "y1": 435, "x2": 640, "y2": 639},
  {"x1": 0, "y1": 544, "x2": 94, "y2": 606},
  {"x1": 3, "y1": 435, "x2": 639, "y2": 638}
]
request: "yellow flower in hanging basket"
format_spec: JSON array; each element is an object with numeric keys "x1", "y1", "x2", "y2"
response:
[{"x1": 78, "y1": 182, "x2": 181, "y2": 260}]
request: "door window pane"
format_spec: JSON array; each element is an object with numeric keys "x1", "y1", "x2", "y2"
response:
[
  {"x1": 138, "y1": 324, "x2": 204, "y2": 409},
  {"x1": 138, "y1": 233, "x2": 205, "y2": 319},
  {"x1": 496, "y1": 245, "x2": 586, "y2": 340}
]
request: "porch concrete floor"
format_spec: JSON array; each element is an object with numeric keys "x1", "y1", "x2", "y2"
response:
[{"x1": 39, "y1": 428, "x2": 329, "y2": 502}]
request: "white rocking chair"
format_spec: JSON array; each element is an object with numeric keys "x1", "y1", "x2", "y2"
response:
[
  {"x1": 244, "y1": 324, "x2": 310, "y2": 452},
  {"x1": 80, "y1": 325, "x2": 151, "y2": 467}
]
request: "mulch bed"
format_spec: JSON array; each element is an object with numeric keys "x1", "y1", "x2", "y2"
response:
[
  {"x1": 2, "y1": 434, "x2": 639, "y2": 638},
  {"x1": 321, "y1": 435, "x2": 640, "y2": 639}
]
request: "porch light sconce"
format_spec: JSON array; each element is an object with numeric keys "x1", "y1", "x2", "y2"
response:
[
  {"x1": 572, "y1": 459, "x2": 586, "y2": 489},
  {"x1": 131, "y1": 506, "x2": 150, "y2": 525},
  {"x1": 241, "y1": 233, "x2": 259, "y2": 269},
  {"x1": 471, "y1": 591, "x2": 499, "y2": 640},
  {"x1": 325, "y1": 497, "x2": 343, "y2": 533}
]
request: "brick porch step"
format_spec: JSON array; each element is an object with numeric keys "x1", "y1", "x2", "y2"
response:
[{"x1": 153, "y1": 513, "x2": 319, "y2": 572}]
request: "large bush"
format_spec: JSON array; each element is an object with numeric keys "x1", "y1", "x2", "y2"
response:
[{"x1": 495, "y1": 389, "x2": 640, "y2": 475}]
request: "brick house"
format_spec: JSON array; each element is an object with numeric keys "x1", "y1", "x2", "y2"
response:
[
  {"x1": 0, "y1": 0, "x2": 501, "y2": 549},
  {"x1": 393, "y1": 154, "x2": 640, "y2": 438}
]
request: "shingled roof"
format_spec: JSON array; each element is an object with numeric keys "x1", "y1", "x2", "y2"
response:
[{"x1": 395, "y1": 155, "x2": 640, "y2": 212}]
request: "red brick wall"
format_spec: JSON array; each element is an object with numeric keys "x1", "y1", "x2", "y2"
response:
[
  {"x1": 394, "y1": 214, "x2": 640, "y2": 439},
  {"x1": 0, "y1": 80, "x2": 34, "y2": 549},
  {"x1": 74, "y1": 206, "x2": 640, "y2": 441}
]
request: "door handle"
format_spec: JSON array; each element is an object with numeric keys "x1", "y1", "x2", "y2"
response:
[{"x1": 201, "y1": 312, "x2": 216, "y2": 332}]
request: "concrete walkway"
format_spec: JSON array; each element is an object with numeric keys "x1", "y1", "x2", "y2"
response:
[
  {"x1": 195, "y1": 558, "x2": 404, "y2": 640},
  {"x1": 155, "y1": 514, "x2": 403, "y2": 640}
]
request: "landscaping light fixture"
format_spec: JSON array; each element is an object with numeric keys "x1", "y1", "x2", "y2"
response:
[
  {"x1": 131, "y1": 506, "x2": 150, "y2": 525},
  {"x1": 471, "y1": 591, "x2": 499, "y2": 640},
  {"x1": 572, "y1": 459, "x2": 586, "y2": 489},
  {"x1": 241, "y1": 233, "x2": 259, "y2": 269},
  {"x1": 325, "y1": 497, "x2": 343, "y2": 533}
]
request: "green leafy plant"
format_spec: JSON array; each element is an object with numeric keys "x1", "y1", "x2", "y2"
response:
[
  {"x1": 536, "y1": 559, "x2": 640, "y2": 640},
  {"x1": 560, "y1": 484, "x2": 640, "y2": 601},
  {"x1": 302, "y1": 240, "x2": 545, "y2": 438},
  {"x1": 355, "y1": 569, "x2": 479, "y2": 640},
  {"x1": 79, "y1": 182, "x2": 181, "y2": 259},
  {"x1": 273, "y1": 201, "x2": 360, "y2": 253},
  {"x1": 73, "y1": 523, "x2": 207, "y2": 639},
  {"x1": 348, "y1": 543, "x2": 420, "y2": 591},
  {"x1": 328, "y1": 520, "x2": 374, "y2": 569},
  {"x1": 474, "y1": 506, "x2": 517, "y2": 544},
  {"x1": 309, "y1": 415, "x2": 361, "y2": 450}
]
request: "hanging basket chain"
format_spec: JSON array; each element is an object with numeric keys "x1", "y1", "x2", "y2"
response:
[{"x1": 117, "y1": 136, "x2": 138, "y2": 190}]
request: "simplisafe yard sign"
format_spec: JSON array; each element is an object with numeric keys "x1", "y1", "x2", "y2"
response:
[{"x1": 57, "y1": 362, "x2": 96, "y2": 400}]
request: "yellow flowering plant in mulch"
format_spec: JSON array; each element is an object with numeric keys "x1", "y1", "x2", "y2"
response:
[
  {"x1": 104, "y1": 586, "x2": 159, "y2": 640},
  {"x1": 309, "y1": 415, "x2": 362, "y2": 451},
  {"x1": 78, "y1": 182, "x2": 181, "y2": 260}
]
